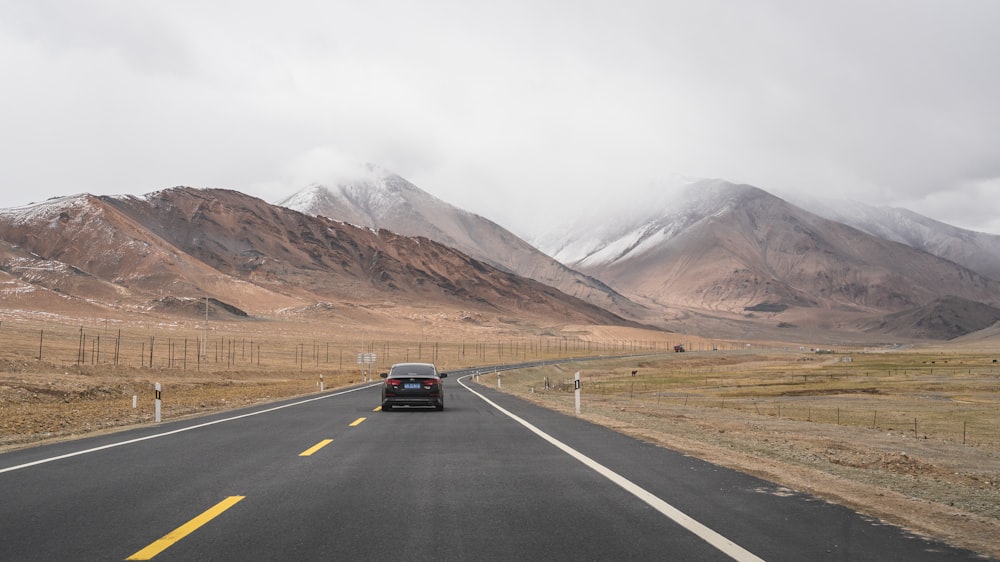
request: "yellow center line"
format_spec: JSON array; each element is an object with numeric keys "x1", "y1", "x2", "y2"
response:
[
  {"x1": 350, "y1": 417, "x2": 366, "y2": 426},
  {"x1": 299, "y1": 439, "x2": 334, "y2": 457},
  {"x1": 126, "y1": 495, "x2": 245, "y2": 560},
  {"x1": 373, "y1": 406, "x2": 382, "y2": 412}
]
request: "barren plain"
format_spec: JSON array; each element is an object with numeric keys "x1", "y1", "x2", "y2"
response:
[{"x1": 1, "y1": 314, "x2": 998, "y2": 559}]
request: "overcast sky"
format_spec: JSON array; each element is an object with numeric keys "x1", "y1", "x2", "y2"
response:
[{"x1": 2, "y1": 1, "x2": 999, "y2": 238}]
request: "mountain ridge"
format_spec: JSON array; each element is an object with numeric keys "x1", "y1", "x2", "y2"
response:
[
  {"x1": 3, "y1": 173, "x2": 999, "y2": 342},
  {"x1": 784, "y1": 194, "x2": 1000, "y2": 281},
  {"x1": 0, "y1": 188, "x2": 635, "y2": 331},
  {"x1": 277, "y1": 169, "x2": 649, "y2": 321},
  {"x1": 537, "y1": 179, "x2": 1000, "y2": 337}
]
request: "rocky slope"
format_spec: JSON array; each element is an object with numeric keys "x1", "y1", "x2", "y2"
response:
[
  {"x1": 541, "y1": 179, "x2": 1000, "y2": 337},
  {"x1": 277, "y1": 167, "x2": 647, "y2": 321},
  {"x1": 787, "y1": 195, "x2": 1000, "y2": 281},
  {"x1": 0, "y1": 189, "x2": 634, "y2": 328}
]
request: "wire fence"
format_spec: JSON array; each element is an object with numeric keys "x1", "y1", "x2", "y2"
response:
[
  {"x1": 0, "y1": 318, "x2": 681, "y2": 375},
  {"x1": 527, "y1": 363, "x2": 1000, "y2": 449}
]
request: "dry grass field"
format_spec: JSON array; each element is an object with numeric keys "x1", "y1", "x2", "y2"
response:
[
  {"x1": 1, "y1": 312, "x2": 998, "y2": 557},
  {"x1": 0, "y1": 313, "x2": 676, "y2": 448},
  {"x1": 476, "y1": 350, "x2": 1000, "y2": 558}
]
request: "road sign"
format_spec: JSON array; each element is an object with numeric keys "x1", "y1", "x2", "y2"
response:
[{"x1": 356, "y1": 353, "x2": 377, "y2": 382}]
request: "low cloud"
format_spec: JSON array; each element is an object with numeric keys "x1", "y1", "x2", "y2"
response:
[{"x1": 2, "y1": 1, "x2": 999, "y2": 236}]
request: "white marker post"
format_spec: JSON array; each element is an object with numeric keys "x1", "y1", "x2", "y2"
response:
[
  {"x1": 497, "y1": 369, "x2": 501, "y2": 389},
  {"x1": 154, "y1": 382, "x2": 162, "y2": 423},
  {"x1": 574, "y1": 372, "x2": 581, "y2": 415},
  {"x1": 319, "y1": 374, "x2": 324, "y2": 392}
]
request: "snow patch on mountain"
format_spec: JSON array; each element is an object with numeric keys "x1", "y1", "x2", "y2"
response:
[
  {"x1": 278, "y1": 184, "x2": 327, "y2": 213},
  {"x1": 277, "y1": 165, "x2": 461, "y2": 233},
  {"x1": 0, "y1": 194, "x2": 92, "y2": 225},
  {"x1": 274, "y1": 165, "x2": 646, "y2": 319},
  {"x1": 541, "y1": 177, "x2": 749, "y2": 268},
  {"x1": 785, "y1": 193, "x2": 1000, "y2": 280},
  {"x1": 571, "y1": 226, "x2": 647, "y2": 269}
]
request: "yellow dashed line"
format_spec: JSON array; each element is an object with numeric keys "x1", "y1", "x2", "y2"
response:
[
  {"x1": 126, "y1": 496, "x2": 245, "y2": 560},
  {"x1": 299, "y1": 439, "x2": 333, "y2": 457}
]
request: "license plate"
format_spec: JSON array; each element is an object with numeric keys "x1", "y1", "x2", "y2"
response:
[{"x1": 404, "y1": 383, "x2": 421, "y2": 389}]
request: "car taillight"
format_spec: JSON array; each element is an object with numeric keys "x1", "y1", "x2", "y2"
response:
[
  {"x1": 423, "y1": 379, "x2": 438, "y2": 387},
  {"x1": 387, "y1": 378, "x2": 402, "y2": 387}
]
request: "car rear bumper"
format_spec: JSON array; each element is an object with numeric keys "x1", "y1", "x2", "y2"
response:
[{"x1": 382, "y1": 397, "x2": 443, "y2": 408}]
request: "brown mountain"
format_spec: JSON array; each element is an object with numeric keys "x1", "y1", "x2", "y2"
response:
[
  {"x1": 788, "y1": 195, "x2": 1000, "y2": 282},
  {"x1": 553, "y1": 181, "x2": 1000, "y2": 336},
  {"x1": 5, "y1": 181, "x2": 996, "y2": 342},
  {"x1": 276, "y1": 168, "x2": 648, "y2": 321},
  {"x1": 860, "y1": 296, "x2": 1000, "y2": 340},
  {"x1": 0, "y1": 188, "x2": 634, "y2": 329}
]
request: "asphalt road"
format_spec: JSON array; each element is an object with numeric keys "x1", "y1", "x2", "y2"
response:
[{"x1": 0, "y1": 369, "x2": 988, "y2": 561}]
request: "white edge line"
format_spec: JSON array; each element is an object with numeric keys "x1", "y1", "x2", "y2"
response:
[
  {"x1": 0, "y1": 383, "x2": 381, "y2": 475},
  {"x1": 458, "y1": 375, "x2": 765, "y2": 562}
]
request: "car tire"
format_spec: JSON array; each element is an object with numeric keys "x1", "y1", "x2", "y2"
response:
[
  {"x1": 435, "y1": 404, "x2": 444, "y2": 411},
  {"x1": 382, "y1": 404, "x2": 392, "y2": 411}
]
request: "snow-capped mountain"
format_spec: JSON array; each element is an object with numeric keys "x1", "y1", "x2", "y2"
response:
[
  {"x1": 538, "y1": 177, "x2": 745, "y2": 269},
  {"x1": 6, "y1": 170, "x2": 998, "y2": 340},
  {"x1": 0, "y1": 188, "x2": 631, "y2": 327},
  {"x1": 276, "y1": 166, "x2": 647, "y2": 320},
  {"x1": 278, "y1": 165, "x2": 451, "y2": 235},
  {"x1": 784, "y1": 195, "x2": 1000, "y2": 281},
  {"x1": 536, "y1": 177, "x2": 1000, "y2": 336},
  {"x1": 277, "y1": 169, "x2": 1000, "y2": 338},
  {"x1": 538, "y1": 177, "x2": 1000, "y2": 283}
]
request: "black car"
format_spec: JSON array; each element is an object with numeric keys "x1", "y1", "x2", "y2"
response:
[{"x1": 380, "y1": 362, "x2": 447, "y2": 411}]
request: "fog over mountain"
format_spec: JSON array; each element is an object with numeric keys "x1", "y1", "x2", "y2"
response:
[
  {"x1": 783, "y1": 194, "x2": 1000, "y2": 281},
  {"x1": 277, "y1": 168, "x2": 1000, "y2": 339},
  {"x1": 2, "y1": 169, "x2": 998, "y2": 342},
  {"x1": 277, "y1": 166, "x2": 648, "y2": 321},
  {"x1": 532, "y1": 177, "x2": 1000, "y2": 337},
  {"x1": 0, "y1": 188, "x2": 633, "y2": 330},
  {"x1": 537, "y1": 177, "x2": 1000, "y2": 284}
]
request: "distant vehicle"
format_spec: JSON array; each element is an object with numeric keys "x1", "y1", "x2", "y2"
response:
[
  {"x1": 380, "y1": 362, "x2": 447, "y2": 411},
  {"x1": 674, "y1": 345, "x2": 685, "y2": 353}
]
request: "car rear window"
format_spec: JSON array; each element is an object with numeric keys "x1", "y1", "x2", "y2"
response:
[{"x1": 390, "y1": 364, "x2": 436, "y2": 377}]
